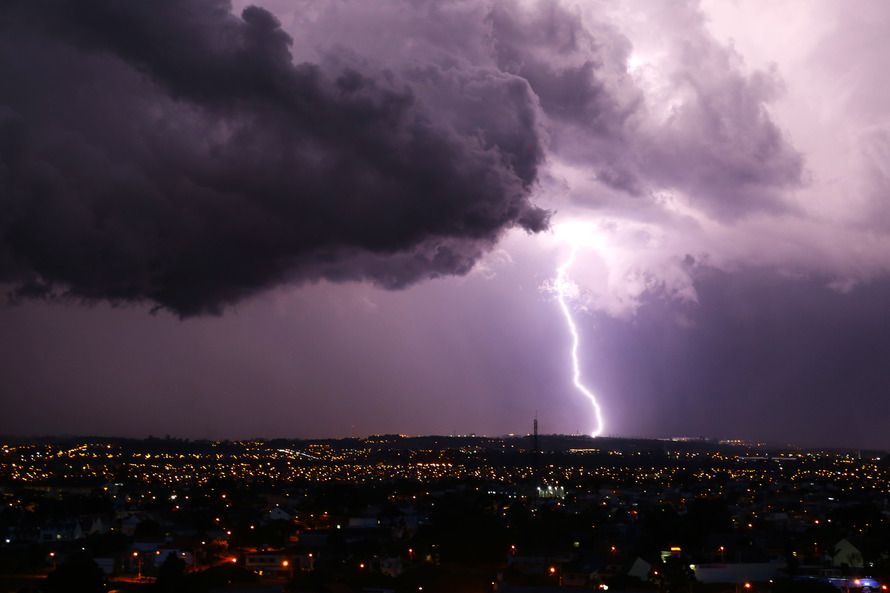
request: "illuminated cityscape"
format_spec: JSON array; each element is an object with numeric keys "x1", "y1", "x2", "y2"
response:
[{"x1": 2, "y1": 434, "x2": 890, "y2": 592}]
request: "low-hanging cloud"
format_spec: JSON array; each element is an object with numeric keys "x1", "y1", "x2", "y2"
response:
[{"x1": 0, "y1": 0, "x2": 549, "y2": 315}]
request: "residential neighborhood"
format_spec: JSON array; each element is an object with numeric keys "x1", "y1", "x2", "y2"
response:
[{"x1": 2, "y1": 435, "x2": 889, "y2": 593}]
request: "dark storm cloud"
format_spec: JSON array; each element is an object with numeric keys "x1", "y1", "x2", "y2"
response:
[
  {"x1": 488, "y1": 0, "x2": 644, "y2": 196},
  {"x1": 0, "y1": 0, "x2": 548, "y2": 315},
  {"x1": 489, "y1": 0, "x2": 803, "y2": 219},
  {"x1": 490, "y1": 1, "x2": 637, "y2": 136}
]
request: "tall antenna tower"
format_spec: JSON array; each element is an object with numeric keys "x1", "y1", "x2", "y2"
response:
[{"x1": 533, "y1": 414, "x2": 539, "y2": 485}]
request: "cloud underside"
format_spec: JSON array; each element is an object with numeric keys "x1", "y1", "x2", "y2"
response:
[{"x1": 0, "y1": 0, "x2": 803, "y2": 315}]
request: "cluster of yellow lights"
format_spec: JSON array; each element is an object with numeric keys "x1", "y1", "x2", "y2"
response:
[{"x1": 2, "y1": 441, "x2": 889, "y2": 499}]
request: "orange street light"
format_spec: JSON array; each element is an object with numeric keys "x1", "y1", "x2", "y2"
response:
[{"x1": 132, "y1": 552, "x2": 142, "y2": 579}]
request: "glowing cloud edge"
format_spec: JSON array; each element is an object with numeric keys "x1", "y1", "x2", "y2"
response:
[{"x1": 556, "y1": 247, "x2": 604, "y2": 437}]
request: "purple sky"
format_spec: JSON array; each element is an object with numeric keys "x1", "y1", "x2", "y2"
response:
[{"x1": 2, "y1": 0, "x2": 890, "y2": 448}]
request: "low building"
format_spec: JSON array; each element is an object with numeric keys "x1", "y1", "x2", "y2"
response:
[{"x1": 244, "y1": 552, "x2": 291, "y2": 579}]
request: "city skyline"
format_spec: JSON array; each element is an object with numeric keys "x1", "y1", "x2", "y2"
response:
[{"x1": 2, "y1": 1, "x2": 890, "y2": 449}]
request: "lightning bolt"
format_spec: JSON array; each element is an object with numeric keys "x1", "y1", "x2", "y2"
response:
[{"x1": 556, "y1": 246, "x2": 604, "y2": 437}]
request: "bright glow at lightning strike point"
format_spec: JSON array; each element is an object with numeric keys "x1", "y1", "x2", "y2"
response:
[{"x1": 556, "y1": 247, "x2": 604, "y2": 437}]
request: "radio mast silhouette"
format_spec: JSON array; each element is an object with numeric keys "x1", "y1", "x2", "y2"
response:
[{"x1": 533, "y1": 414, "x2": 539, "y2": 485}]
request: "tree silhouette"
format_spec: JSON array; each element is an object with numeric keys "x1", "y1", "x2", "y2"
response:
[
  {"x1": 155, "y1": 553, "x2": 187, "y2": 592},
  {"x1": 42, "y1": 551, "x2": 106, "y2": 593}
]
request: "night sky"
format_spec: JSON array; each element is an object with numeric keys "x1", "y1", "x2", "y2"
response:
[{"x1": 2, "y1": 0, "x2": 890, "y2": 448}]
